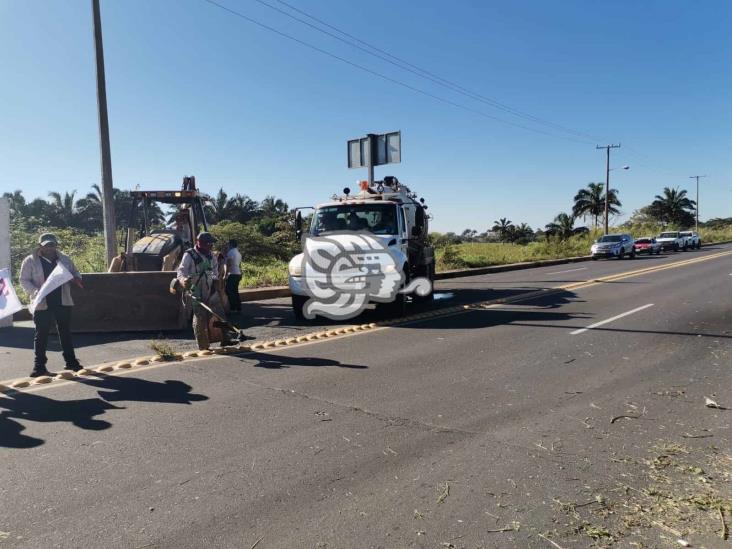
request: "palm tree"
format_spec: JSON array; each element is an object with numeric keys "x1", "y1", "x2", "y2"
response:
[
  {"x1": 260, "y1": 195, "x2": 289, "y2": 216},
  {"x1": 491, "y1": 217, "x2": 515, "y2": 243},
  {"x1": 47, "y1": 190, "x2": 78, "y2": 227},
  {"x1": 649, "y1": 187, "x2": 696, "y2": 227},
  {"x1": 572, "y1": 182, "x2": 621, "y2": 228},
  {"x1": 513, "y1": 222, "x2": 534, "y2": 243},
  {"x1": 545, "y1": 213, "x2": 576, "y2": 240}
]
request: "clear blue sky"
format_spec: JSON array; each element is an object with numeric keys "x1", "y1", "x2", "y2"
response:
[{"x1": 1, "y1": 0, "x2": 730, "y2": 232}]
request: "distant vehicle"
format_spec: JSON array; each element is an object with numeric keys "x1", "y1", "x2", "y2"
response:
[
  {"x1": 591, "y1": 233, "x2": 635, "y2": 260},
  {"x1": 655, "y1": 231, "x2": 685, "y2": 252},
  {"x1": 634, "y1": 237, "x2": 662, "y2": 255},
  {"x1": 679, "y1": 231, "x2": 701, "y2": 250}
]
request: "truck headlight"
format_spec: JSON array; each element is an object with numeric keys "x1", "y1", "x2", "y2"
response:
[{"x1": 288, "y1": 262, "x2": 302, "y2": 277}]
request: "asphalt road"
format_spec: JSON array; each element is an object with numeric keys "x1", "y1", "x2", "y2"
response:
[
  {"x1": 1, "y1": 245, "x2": 730, "y2": 548},
  {"x1": 0, "y1": 246, "x2": 726, "y2": 380}
]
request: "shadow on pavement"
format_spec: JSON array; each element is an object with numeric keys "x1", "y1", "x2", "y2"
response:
[
  {"x1": 74, "y1": 372, "x2": 209, "y2": 404},
  {"x1": 0, "y1": 390, "x2": 121, "y2": 449},
  {"x1": 0, "y1": 374, "x2": 209, "y2": 449},
  {"x1": 0, "y1": 326, "x2": 193, "y2": 351},
  {"x1": 243, "y1": 351, "x2": 367, "y2": 370}
]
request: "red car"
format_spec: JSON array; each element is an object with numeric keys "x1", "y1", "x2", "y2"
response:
[{"x1": 634, "y1": 237, "x2": 662, "y2": 255}]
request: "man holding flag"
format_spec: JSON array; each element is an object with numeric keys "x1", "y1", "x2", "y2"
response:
[{"x1": 19, "y1": 233, "x2": 84, "y2": 377}]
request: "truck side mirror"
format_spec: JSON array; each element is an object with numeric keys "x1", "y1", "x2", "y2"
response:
[{"x1": 295, "y1": 211, "x2": 303, "y2": 240}]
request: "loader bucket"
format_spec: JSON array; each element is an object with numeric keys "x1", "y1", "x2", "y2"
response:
[{"x1": 69, "y1": 271, "x2": 188, "y2": 333}]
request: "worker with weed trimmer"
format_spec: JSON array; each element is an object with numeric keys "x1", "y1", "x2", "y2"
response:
[{"x1": 177, "y1": 232, "x2": 236, "y2": 350}]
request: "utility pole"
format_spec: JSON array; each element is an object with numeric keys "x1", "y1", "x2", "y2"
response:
[
  {"x1": 597, "y1": 144, "x2": 621, "y2": 235},
  {"x1": 92, "y1": 0, "x2": 117, "y2": 266},
  {"x1": 689, "y1": 175, "x2": 706, "y2": 233}
]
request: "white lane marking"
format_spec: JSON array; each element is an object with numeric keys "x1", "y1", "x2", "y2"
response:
[
  {"x1": 546, "y1": 267, "x2": 587, "y2": 275},
  {"x1": 570, "y1": 304, "x2": 655, "y2": 335}
]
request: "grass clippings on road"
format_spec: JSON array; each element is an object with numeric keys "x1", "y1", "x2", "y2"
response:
[{"x1": 550, "y1": 440, "x2": 732, "y2": 547}]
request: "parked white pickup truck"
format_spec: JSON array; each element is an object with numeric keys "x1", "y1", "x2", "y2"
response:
[
  {"x1": 655, "y1": 231, "x2": 685, "y2": 252},
  {"x1": 679, "y1": 231, "x2": 701, "y2": 250}
]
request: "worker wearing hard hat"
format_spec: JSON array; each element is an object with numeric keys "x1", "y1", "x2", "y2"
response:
[{"x1": 177, "y1": 232, "x2": 228, "y2": 350}]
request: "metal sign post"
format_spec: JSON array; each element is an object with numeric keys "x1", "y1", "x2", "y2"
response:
[{"x1": 348, "y1": 131, "x2": 401, "y2": 185}]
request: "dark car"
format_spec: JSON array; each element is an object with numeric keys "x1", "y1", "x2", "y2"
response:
[{"x1": 634, "y1": 237, "x2": 661, "y2": 255}]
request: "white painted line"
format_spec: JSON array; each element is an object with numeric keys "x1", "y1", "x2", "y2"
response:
[
  {"x1": 546, "y1": 267, "x2": 587, "y2": 275},
  {"x1": 570, "y1": 303, "x2": 655, "y2": 335}
]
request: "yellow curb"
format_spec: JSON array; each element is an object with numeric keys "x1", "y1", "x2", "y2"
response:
[
  {"x1": 75, "y1": 368, "x2": 94, "y2": 376},
  {"x1": 296, "y1": 336, "x2": 309, "y2": 343},
  {"x1": 183, "y1": 351, "x2": 199, "y2": 358},
  {"x1": 368, "y1": 323, "x2": 377, "y2": 328},
  {"x1": 116, "y1": 362, "x2": 133, "y2": 369},
  {"x1": 285, "y1": 338, "x2": 297, "y2": 345},
  {"x1": 96, "y1": 365, "x2": 114, "y2": 372},
  {"x1": 0, "y1": 384, "x2": 10, "y2": 392},
  {"x1": 306, "y1": 333, "x2": 320, "y2": 340},
  {"x1": 151, "y1": 355, "x2": 168, "y2": 362},
  {"x1": 274, "y1": 340, "x2": 289, "y2": 346},
  {"x1": 250, "y1": 343, "x2": 265, "y2": 350},
  {"x1": 32, "y1": 376, "x2": 53, "y2": 384},
  {"x1": 12, "y1": 380, "x2": 30, "y2": 388},
  {"x1": 326, "y1": 330, "x2": 338, "y2": 336},
  {"x1": 360, "y1": 324, "x2": 371, "y2": 330},
  {"x1": 134, "y1": 359, "x2": 150, "y2": 366},
  {"x1": 262, "y1": 341, "x2": 277, "y2": 349},
  {"x1": 198, "y1": 350, "x2": 214, "y2": 356},
  {"x1": 55, "y1": 371, "x2": 75, "y2": 380}
]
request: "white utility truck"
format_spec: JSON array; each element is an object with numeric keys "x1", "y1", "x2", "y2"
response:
[{"x1": 288, "y1": 176, "x2": 435, "y2": 320}]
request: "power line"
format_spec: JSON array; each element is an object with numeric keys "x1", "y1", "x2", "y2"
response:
[
  {"x1": 202, "y1": 0, "x2": 594, "y2": 145},
  {"x1": 261, "y1": 0, "x2": 604, "y2": 143}
]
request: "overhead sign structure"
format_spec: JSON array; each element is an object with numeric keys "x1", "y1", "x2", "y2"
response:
[{"x1": 347, "y1": 131, "x2": 401, "y2": 170}]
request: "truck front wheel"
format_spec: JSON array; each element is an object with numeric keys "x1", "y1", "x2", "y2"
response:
[{"x1": 292, "y1": 295, "x2": 308, "y2": 321}]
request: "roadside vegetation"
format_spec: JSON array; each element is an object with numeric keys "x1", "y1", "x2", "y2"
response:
[{"x1": 6, "y1": 182, "x2": 732, "y2": 293}]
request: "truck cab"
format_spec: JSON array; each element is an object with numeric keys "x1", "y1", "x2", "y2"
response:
[{"x1": 288, "y1": 177, "x2": 434, "y2": 320}]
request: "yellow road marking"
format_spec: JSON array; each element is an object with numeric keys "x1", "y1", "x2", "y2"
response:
[{"x1": 2, "y1": 248, "x2": 730, "y2": 395}]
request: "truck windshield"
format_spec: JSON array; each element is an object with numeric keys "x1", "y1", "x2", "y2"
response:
[
  {"x1": 311, "y1": 204, "x2": 398, "y2": 235},
  {"x1": 598, "y1": 235, "x2": 622, "y2": 243},
  {"x1": 659, "y1": 232, "x2": 678, "y2": 238}
]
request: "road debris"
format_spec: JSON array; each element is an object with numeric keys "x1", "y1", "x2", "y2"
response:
[
  {"x1": 437, "y1": 482, "x2": 450, "y2": 504},
  {"x1": 704, "y1": 396, "x2": 726, "y2": 410},
  {"x1": 610, "y1": 414, "x2": 640, "y2": 424},
  {"x1": 249, "y1": 536, "x2": 264, "y2": 549},
  {"x1": 720, "y1": 506, "x2": 728, "y2": 540},
  {"x1": 537, "y1": 532, "x2": 565, "y2": 549},
  {"x1": 681, "y1": 431, "x2": 713, "y2": 439}
]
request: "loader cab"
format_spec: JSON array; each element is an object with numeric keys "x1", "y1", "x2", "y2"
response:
[{"x1": 111, "y1": 176, "x2": 211, "y2": 272}]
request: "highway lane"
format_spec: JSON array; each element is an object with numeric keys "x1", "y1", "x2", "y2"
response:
[
  {"x1": 0, "y1": 245, "x2": 727, "y2": 381},
  {"x1": 0, "y1": 247, "x2": 730, "y2": 548}
]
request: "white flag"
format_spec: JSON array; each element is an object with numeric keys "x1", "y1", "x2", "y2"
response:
[
  {"x1": 29, "y1": 262, "x2": 74, "y2": 315},
  {"x1": 0, "y1": 268, "x2": 23, "y2": 321}
]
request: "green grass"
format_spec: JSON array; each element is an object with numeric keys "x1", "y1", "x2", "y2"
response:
[
  {"x1": 437, "y1": 226, "x2": 732, "y2": 271},
  {"x1": 240, "y1": 259, "x2": 289, "y2": 288},
  {"x1": 9, "y1": 222, "x2": 732, "y2": 294},
  {"x1": 438, "y1": 237, "x2": 594, "y2": 270}
]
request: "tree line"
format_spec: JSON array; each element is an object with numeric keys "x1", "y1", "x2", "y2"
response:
[
  {"x1": 2, "y1": 186, "x2": 291, "y2": 236},
  {"x1": 438, "y1": 183, "x2": 700, "y2": 245}
]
